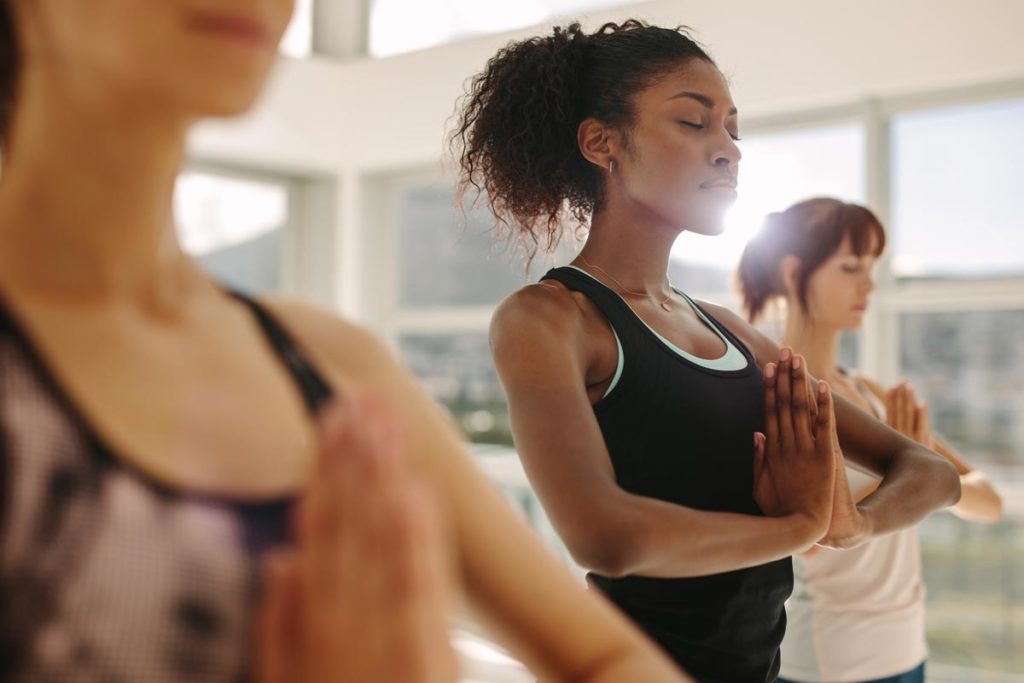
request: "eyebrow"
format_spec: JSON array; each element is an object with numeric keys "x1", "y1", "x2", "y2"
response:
[{"x1": 668, "y1": 91, "x2": 738, "y2": 116}]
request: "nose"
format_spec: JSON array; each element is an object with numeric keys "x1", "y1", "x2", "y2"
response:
[
  {"x1": 711, "y1": 132, "x2": 741, "y2": 172},
  {"x1": 862, "y1": 271, "x2": 876, "y2": 295}
]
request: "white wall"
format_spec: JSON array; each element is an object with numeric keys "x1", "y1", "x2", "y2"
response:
[{"x1": 188, "y1": 0, "x2": 1024, "y2": 314}]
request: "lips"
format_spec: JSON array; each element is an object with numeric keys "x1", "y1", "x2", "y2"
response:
[
  {"x1": 701, "y1": 175, "x2": 738, "y2": 190},
  {"x1": 186, "y1": 10, "x2": 272, "y2": 47}
]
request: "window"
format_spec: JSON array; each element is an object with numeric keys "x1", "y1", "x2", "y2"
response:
[
  {"x1": 176, "y1": 170, "x2": 291, "y2": 293},
  {"x1": 175, "y1": 166, "x2": 334, "y2": 299},
  {"x1": 386, "y1": 177, "x2": 574, "y2": 445},
  {"x1": 899, "y1": 310, "x2": 1024, "y2": 675},
  {"x1": 368, "y1": 0, "x2": 633, "y2": 57},
  {"x1": 891, "y1": 98, "x2": 1024, "y2": 279},
  {"x1": 396, "y1": 184, "x2": 546, "y2": 310},
  {"x1": 399, "y1": 333, "x2": 512, "y2": 445},
  {"x1": 670, "y1": 122, "x2": 867, "y2": 302}
]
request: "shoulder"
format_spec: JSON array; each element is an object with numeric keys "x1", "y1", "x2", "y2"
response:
[
  {"x1": 693, "y1": 298, "x2": 778, "y2": 366},
  {"x1": 491, "y1": 281, "x2": 588, "y2": 348},
  {"x1": 490, "y1": 281, "x2": 597, "y2": 381},
  {"x1": 848, "y1": 371, "x2": 888, "y2": 402},
  {"x1": 255, "y1": 295, "x2": 400, "y2": 388}
]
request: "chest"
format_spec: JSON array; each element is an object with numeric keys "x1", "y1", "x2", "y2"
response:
[
  {"x1": 6, "y1": 302, "x2": 314, "y2": 497},
  {"x1": 579, "y1": 295, "x2": 731, "y2": 400}
]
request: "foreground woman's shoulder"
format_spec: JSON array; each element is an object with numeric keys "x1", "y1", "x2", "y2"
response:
[{"x1": 256, "y1": 296, "x2": 399, "y2": 386}]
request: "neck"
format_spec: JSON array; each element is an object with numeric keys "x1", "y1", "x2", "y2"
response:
[
  {"x1": 0, "y1": 65, "x2": 201, "y2": 306},
  {"x1": 781, "y1": 304, "x2": 841, "y2": 379},
  {"x1": 576, "y1": 202, "x2": 679, "y2": 298}
]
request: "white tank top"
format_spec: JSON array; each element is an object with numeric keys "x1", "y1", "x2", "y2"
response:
[{"x1": 779, "y1": 379, "x2": 928, "y2": 682}]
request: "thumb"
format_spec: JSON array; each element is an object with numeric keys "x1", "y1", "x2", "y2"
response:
[{"x1": 753, "y1": 432, "x2": 766, "y2": 477}]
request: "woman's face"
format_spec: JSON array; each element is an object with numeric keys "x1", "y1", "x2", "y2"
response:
[
  {"x1": 615, "y1": 59, "x2": 741, "y2": 236},
  {"x1": 13, "y1": 0, "x2": 293, "y2": 119},
  {"x1": 804, "y1": 232, "x2": 880, "y2": 332}
]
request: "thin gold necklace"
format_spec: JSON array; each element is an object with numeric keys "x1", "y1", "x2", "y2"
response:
[{"x1": 577, "y1": 253, "x2": 675, "y2": 312}]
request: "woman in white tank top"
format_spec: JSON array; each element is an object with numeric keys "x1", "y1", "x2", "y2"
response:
[{"x1": 736, "y1": 198, "x2": 1003, "y2": 683}]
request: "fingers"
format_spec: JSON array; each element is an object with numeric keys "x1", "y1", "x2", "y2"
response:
[
  {"x1": 885, "y1": 387, "x2": 898, "y2": 431},
  {"x1": 886, "y1": 382, "x2": 917, "y2": 436},
  {"x1": 814, "y1": 381, "x2": 837, "y2": 467},
  {"x1": 775, "y1": 348, "x2": 796, "y2": 453},
  {"x1": 806, "y1": 370, "x2": 819, "y2": 427},
  {"x1": 301, "y1": 393, "x2": 405, "y2": 610},
  {"x1": 752, "y1": 432, "x2": 766, "y2": 479},
  {"x1": 254, "y1": 551, "x2": 301, "y2": 683},
  {"x1": 762, "y1": 362, "x2": 780, "y2": 453},
  {"x1": 915, "y1": 401, "x2": 932, "y2": 447},
  {"x1": 790, "y1": 353, "x2": 815, "y2": 454},
  {"x1": 388, "y1": 473, "x2": 459, "y2": 683},
  {"x1": 285, "y1": 394, "x2": 456, "y2": 683}
]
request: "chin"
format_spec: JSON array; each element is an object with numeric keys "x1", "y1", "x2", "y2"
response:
[{"x1": 172, "y1": 80, "x2": 268, "y2": 118}]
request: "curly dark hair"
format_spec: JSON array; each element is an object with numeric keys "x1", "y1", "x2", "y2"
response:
[
  {"x1": 0, "y1": 1, "x2": 17, "y2": 147},
  {"x1": 450, "y1": 19, "x2": 715, "y2": 260}
]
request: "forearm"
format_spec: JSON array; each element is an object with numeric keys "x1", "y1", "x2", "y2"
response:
[
  {"x1": 598, "y1": 495, "x2": 820, "y2": 579},
  {"x1": 951, "y1": 471, "x2": 1003, "y2": 523},
  {"x1": 567, "y1": 647, "x2": 693, "y2": 683},
  {"x1": 855, "y1": 444, "x2": 960, "y2": 543}
]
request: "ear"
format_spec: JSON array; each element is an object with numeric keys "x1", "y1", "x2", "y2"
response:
[
  {"x1": 779, "y1": 254, "x2": 802, "y2": 298},
  {"x1": 577, "y1": 117, "x2": 620, "y2": 172}
]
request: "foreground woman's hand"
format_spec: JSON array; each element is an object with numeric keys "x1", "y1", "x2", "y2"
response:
[
  {"x1": 753, "y1": 349, "x2": 836, "y2": 544},
  {"x1": 255, "y1": 394, "x2": 459, "y2": 683}
]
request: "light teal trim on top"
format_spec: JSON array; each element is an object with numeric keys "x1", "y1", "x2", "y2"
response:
[
  {"x1": 603, "y1": 325, "x2": 624, "y2": 398},
  {"x1": 565, "y1": 265, "x2": 748, "y2": 372}
]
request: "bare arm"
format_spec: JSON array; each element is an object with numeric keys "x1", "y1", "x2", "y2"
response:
[
  {"x1": 701, "y1": 301, "x2": 962, "y2": 548},
  {"x1": 488, "y1": 287, "x2": 830, "y2": 580},
  {"x1": 266, "y1": 299, "x2": 690, "y2": 683},
  {"x1": 858, "y1": 375, "x2": 1003, "y2": 524}
]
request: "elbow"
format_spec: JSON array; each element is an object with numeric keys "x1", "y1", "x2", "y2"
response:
[
  {"x1": 564, "y1": 526, "x2": 644, "y2": 579},
  {"x1": 940, "y1": 458, "x2": 962, "y2": 508}
]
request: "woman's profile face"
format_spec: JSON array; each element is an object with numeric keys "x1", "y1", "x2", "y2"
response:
[
  {"x1": 613, "y1": 58, "x2": 741, "y2": 237},
  {"x1": 804, "y1": 232, "x2": 881, "y2": 332},
  {"x1": 12, "y1": 0, "x2": 293, "y2": 119}
]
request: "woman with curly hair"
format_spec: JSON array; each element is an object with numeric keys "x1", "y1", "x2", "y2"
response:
[
  {"x1": 737, "y1": 198, "x2": 1002, "y2": 683},
  {"x1": 0, "y1": 2, "x2": 691, "y2": 681},
  {"x1": 453, "y1": 20, "x2": 961, "y2": 682}
]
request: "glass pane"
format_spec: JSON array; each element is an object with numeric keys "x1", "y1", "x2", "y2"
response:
[
  {"x1": 899, "y1": 310, "x2": 1024, "y2": 676},
  {"x1": 891, "y1": 98, "x2": 1024, "y2": 279},
  {"x1": 175, "y1": 171, "x2": 289, "y2": 293},
  {"x1": 279, "y1": 0, "x2": 313, "y2": 58},
  {"x1": 671, "y1": 123, "x2": 866, "y2": 299},
  {"x1": 397, "y1": 182, "x2": 573, "y2": 308},
  {"x1": 369, "y1": 0, "x2": 633, "y2": 57},
  {"x1": 399, "y1": 333, "x2": 512, "y2": 445}
]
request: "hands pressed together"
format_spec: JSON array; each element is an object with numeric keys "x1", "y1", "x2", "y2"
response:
[
  {"x1": 753, "y1": 348, "x2": 871, "y2": 553},
  {"x1": 255, "y1": 394, "x2": 459, "y2": 683}
]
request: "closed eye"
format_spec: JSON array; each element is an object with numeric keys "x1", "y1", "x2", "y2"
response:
[{"x1": 681, "y1": 120, "x2": 742, "y2": 141}]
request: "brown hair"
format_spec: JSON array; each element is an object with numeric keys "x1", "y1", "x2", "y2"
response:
[
  {"x1": 736, "y1": 197, "x2": 886, "y2": 322},
  {"x1": 0, "y1": 1, "x2": 17, "y2": 147}
]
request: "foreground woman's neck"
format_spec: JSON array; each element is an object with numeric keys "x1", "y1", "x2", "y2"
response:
[{"x1": 0, "y1": 66, "x2": 200, "y2": 307}]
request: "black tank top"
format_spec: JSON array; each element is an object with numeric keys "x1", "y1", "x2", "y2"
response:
[
  {"x1": 0, "y1": 291, "x2": 331, "y2": 682},
  {"x1": 543, "y1": 267, "x2": 793, "y2": 683}
]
